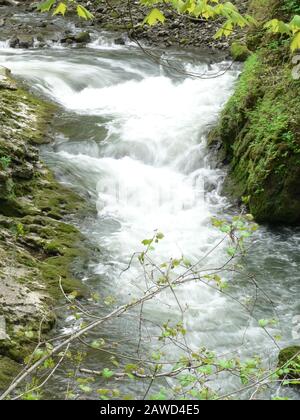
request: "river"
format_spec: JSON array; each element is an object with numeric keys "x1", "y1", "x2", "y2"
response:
[{"x1": 0, "y1": 29, "x2": 299, "y2": 400}]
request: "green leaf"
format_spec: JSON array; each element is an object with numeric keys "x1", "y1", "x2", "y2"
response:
[
  {"x1": 91, "y1": 339, "x2": 105, "y2": 349},
  {"x1": 156, "y1": 232, "x2": 164, "y2": 240},
  {"x1": 36, "y1": 0, "x2": 56, "y2": 12},
  {"x1": 79, "y1": 384, "x2": 92, "y2": 393},
  {"x1": 102, "y1": 368, "x2": 114, "y2": 379},
  {"x1": 67, "y1": 290, "x2": 78, "y2": 300},
  {"x1": 25, "y1": 330, "x2": 34, "y2": 339},
  {"x1": 77, "y1": 5, "x2": 94, "y2": 20},
  {"x1": 258, "y1": 319, "x2": 268, "y2": 328},
  {"x1": 143, "y1": 8, "x2": 166, "y2": 26},
  {"x1": 291, "y1": 31, "x2": 300, "y2": 52},
  {"x1": 220, "y1": 224, "x2": 231, "y2": 233},
  {"x1": 53, "y1": 2, "x2": 67, "y2": 16},
  {"x1": 141, "y1": 238, "x2": 153, "y2": 246},
  {"x1": 226, "y1": 247, "x2": 236, "y2": 257},
  {"x1": 289, "y1": 15, "x2": 300, "y2": 33},
  {"x1": 264, "y1": 19, "x2": 290, "y2": 35}
]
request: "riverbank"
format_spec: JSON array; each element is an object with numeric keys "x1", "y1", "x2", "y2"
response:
[
  {"x1": 0, "y1": 67, "x2": 90, "y2": 390},
  {"x1": 0, "y1": 0, "x2": 248, "y2": 51},
  {"x1": 209, "y1": 0, "x2": 300, "y2": 225},
  {"x1": 0, "y1": 0, "x2": 299, "y2": 398}
]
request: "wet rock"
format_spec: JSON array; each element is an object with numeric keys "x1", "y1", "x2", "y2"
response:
[
  {"x1": 8, "y1": 35, "x2": 18, "y2": 48},
  {"x1": 28, "y1": 2, "x2": 40, "y2": 12},
  {"x1": 61, "y1": 31, "x2": 91, "y2": 45},
  {"x1": 14, "y1": 162, "x2": 34, "y2": 180},
  {"x1": 18, "y1": 35, "x2": 34, "y2": 49},
  {"x1": 8, "y1": 35, "x2": 34, "y2": 49},
  {"x1": 230, "y1": 42, "x2": 251, "y2": 61},
  {"x1": 0, "y1": 67, "x2": 90, "y2": 384},
  {"x1": 74, "y1": 31, "x2": 91, "y2": 44},
  {"x1": 36, "y1": 21, "x2": 47, "y2": 28},
  {"x1": 0, "y1": 66, "x2": 11, "y2": 78},
  {"x1": 0, "y1": 65, "x2": 17, "y2": 90},
  {"x1": 114, "y1": 36, "x2": 126, "y2": 46},
  {"x1": 0, "y1": 0, "x2": 19, "y2": 5}
]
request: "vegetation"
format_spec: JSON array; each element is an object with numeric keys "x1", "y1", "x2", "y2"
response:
[
  {"x1": 210, "y1": 0, "x2": 300, "y2": 223},
  {"x1": 0, "y1": 214, "x2": 299, "y2": 400},
  {"x1": 0, "y1": 68, "x2": 89, "y2": 390},
  {"x1": 36, "y1": 0, "x2": 300, "y2": 50},
  {"x1": 0, "y1": 0, "x2": 299, "y2": 402}
]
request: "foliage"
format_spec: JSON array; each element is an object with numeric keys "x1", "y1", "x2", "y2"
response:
[
  {"x1": 0, "y1": 156, "x2": 11, "y2": 170},
  {"x1": 35, "y1": 0, "x2": 300, "y2": 52},
  {"x1": 36, "y1": 0, "x2": 93, "y2": 20},
  {"x1": 264, "y1": 14, "x2": 300, "y2": 51},
  {"x1": 1, "y1": 215, "x2": 298, "y2": 400},
  {"x1": 214, "y1": 38, "x2": 300, "y2": 223},
  {"x1": 281, "y1": 0, "x2": 300, "y2": 16}
]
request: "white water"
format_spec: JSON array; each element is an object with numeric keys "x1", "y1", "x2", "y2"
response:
[{"x1": 1, "y1": 39, "x2": 299, "y2": 399}]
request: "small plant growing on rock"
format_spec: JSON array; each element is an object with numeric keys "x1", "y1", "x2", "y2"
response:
[{"x1": 0, "y1": 156, "x2": 11, "y2": 170}]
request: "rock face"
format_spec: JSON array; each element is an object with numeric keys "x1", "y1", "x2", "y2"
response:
[
  {"x1": 209, "y1": 0, "x2": 300, "y2": 225},
  {"x1": 0, "y1": 66, "x2": 89, "y2": 389}
]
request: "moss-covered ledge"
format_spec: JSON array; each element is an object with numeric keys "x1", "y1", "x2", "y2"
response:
[
  {"x1": 0, "y1": 66, "x2": 90, "y2": 390},
  {"x1": 209, "y1": 0, "x2": 300, "y2": 225}
]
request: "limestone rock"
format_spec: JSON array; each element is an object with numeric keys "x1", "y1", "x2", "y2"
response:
[{"x1": 0, "y1": 316, "x2": 9, "y2": 341}]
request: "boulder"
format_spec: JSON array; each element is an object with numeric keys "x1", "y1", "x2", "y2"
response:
[
  {"x1": 230, "y1": 42, "x2": 251, "y2": 62},
  {"x1": 60, "y1": 31, "x2": 91, "y2": 45},
  {"x1": 0, "y1": 66, "x2": 17, "y2": 90},
  {"x1": 114, "y1": 37, "x2": 126, "y2": 46},
  {"x1": 18, "y1": 35, "x2": 34, "y2": 49},
  {"x1": 74, "y1": 31, "x2": 91, "y2": 44},
  {"x1": 8, "y1": 35, "x2": 34, "y2": 49}
]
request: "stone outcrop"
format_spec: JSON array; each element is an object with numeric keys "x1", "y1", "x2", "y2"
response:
[
  {"x1": 209, "y1": 0, "x2": 300, "y2": 224},
  {"x1": 0, "y1": 66, "x2": 89, "y2": 390}
]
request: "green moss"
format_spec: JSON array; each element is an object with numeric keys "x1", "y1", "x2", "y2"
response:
[
  {"x1": 278, "y1": 346, "x2": 300, "y2": 381},
  {"x1": 248, "y1": 0, "x2": 281, "y2": 22},
  {"x1": 230, "y1": 42, "x2": 252, "y2": 61},
  {"x1": 213, "y1": 17, "x2": 300, "y2": 224},
  {"x1": 0, "y1": 80, "x2": 55, "y2": 146},
  {"x1": 215, "y1": 53, "x2": 263, "y2": 156},
  {"x1": 0, "y1": 69, "x2": 91, "y2": 386},
  {"x1": 0, "y1": 357, "x2": 21, "y2": 391}
]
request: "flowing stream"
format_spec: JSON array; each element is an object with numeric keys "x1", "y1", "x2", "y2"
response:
[{"x1": 0, "y1": 32, "x2": 299, "y2": 400}]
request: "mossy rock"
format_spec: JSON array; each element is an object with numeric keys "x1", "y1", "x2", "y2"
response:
[
  {"x1": 230, "y1": 42, "x2": 252, "y2": 62},
  {"x1": 212, "y1": 42, "x2": 300, "y2": 224},
  {"x1": 0, "y1": 357, "x2": 21, "y2": 391},
  {"x1": 75, "y1": 32, "x2": 91, "y2": 44},
  {"x1": 0, "y1": 65, "x2": 91, "y2": 388},
  {"x1": 278, "y1": 346, "x2": 300, "y2": 382}
]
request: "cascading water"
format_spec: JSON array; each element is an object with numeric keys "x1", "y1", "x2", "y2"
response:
[{"x1": 0, "y1": 37, "x2": 299, "y2": 399}]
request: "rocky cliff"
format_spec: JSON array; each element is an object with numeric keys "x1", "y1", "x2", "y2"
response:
[
  {"x1": 0, "y1": 67, "x2": 88, "y2": 390},
  {"x1": 210, "y1": 0, "x2": 300, "y2": 224}
]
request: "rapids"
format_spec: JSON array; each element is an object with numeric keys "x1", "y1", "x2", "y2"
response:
[{"x1": 0, "y1": 35, "x2": 299, "y2": 399}]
